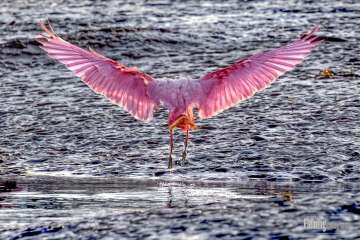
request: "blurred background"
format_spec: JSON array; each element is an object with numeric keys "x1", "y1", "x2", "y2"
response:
[{"x1": 0, "y1": 0, "x2": 359, "y2": 239}]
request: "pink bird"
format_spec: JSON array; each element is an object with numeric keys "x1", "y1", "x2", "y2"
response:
[{"x1": 37, "y1": 22, "x2": 323, "y2": 169}]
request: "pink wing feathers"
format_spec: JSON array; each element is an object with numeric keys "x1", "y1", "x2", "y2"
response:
[
  {"x1": 197, "y1": 27, "x2": 323, "y2": 119},
  {"x1": 37, "y1": 22, "x2": 158, "y2": 122}
]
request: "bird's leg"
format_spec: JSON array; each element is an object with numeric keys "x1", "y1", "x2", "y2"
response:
[
  {"x1": 182, "y1": 129, "x2": 189, "y2": 162},
  {"x1": 168, "y1": 129, "x2": 174, "y2": 169}
]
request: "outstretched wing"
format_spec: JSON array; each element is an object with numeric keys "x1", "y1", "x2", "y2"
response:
[
  {"x1": 197, "y1": 27, "x2": 323, "y2": 119},
  {"x1": 37, "y1": 22, "x2": 158, "y2": 122}
]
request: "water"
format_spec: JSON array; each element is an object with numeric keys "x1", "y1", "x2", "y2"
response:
[{"x1": 1, "y1": 0, "x2": 360, "y2": 239}]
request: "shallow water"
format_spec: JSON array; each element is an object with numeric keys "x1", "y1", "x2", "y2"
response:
[{"x1": 1, "y1": 0, "x2": 360, "y2": 239}]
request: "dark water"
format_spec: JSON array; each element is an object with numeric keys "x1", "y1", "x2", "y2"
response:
[{"x1": 1, "y1": 0, "x2": 360, "y2": 239}]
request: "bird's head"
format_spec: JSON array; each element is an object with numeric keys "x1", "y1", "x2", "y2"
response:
[{"x1": 168, "y1": 108, "x2": 197, "y2": 132}]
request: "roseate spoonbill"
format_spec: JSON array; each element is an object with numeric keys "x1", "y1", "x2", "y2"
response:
[{"x1": 38, "y1": 22, "x2": 323, "y2": 169}]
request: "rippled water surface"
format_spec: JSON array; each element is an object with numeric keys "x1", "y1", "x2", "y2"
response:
[{"x1": 1, "y1": 0, "x2": 360, "y2": 239}]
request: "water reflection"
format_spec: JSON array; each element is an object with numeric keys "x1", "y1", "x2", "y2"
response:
[
  {"x1": 0, "y1": 177, "x2": 293, "y2": 211},
  {"x1": 1, "y1": 176, "x2": 359, "y2": 238},
  {"x1": 2, "y1": 175, "x2": 351, "y2": 213}
]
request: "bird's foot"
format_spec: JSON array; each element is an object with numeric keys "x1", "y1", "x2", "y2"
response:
[
  {"x1": 168, "y1": 155, "x2": 173, "y2": 169},
  {"x1": 174, "y1": 152, "x2": 189, "y2": 166},
  {"x1": 181, "y1": 151, "x2": 187, "y2": 163}
]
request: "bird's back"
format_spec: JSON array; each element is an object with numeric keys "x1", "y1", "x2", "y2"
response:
[{"x1": 149, "y1": 79, "x2": 208, "y2": 111}]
